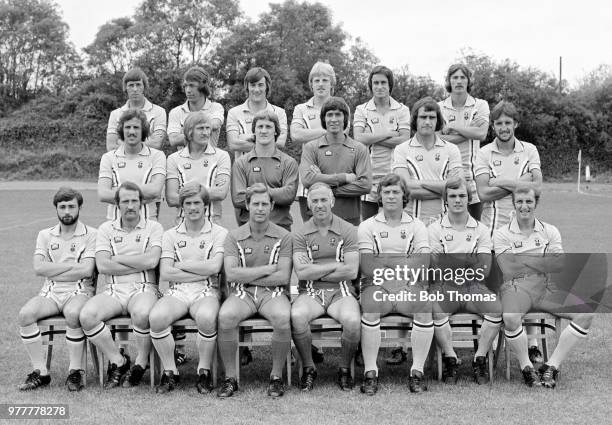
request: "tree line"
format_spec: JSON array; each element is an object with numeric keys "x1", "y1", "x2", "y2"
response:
[{"x1": 1, "y1": 0, "x2": 611, "y2": 180}]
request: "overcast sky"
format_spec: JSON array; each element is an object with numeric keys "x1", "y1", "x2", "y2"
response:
[{"x1": 55, "y1": 0, "x2": 611, "y2": 87}]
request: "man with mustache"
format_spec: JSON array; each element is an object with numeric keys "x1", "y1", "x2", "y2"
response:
[
  {"x1": 18, "y1": 187, "x2": 97, "y2": 392},
  {"x1": 80, "y1": 182, "x2": 163, "y2": 389}
]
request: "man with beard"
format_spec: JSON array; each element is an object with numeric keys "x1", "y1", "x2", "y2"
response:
[{"x1": 18, "y1": 187, "x2": 97, "y2": 391}]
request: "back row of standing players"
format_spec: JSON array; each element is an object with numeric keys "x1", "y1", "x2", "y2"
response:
[{"x1": 104, "y1": 62, "x2": 540, "y2": 232}]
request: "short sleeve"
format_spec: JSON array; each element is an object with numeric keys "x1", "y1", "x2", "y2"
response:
[
  {"x1": 472, "y1": 99, "x2": 490, "y2": 127},
  {"x1": 226, "y1": 107, "x2": 240, "y2": 134},
  {"x1": 427, "y1": 222, "x2": 444, "y2": 254},
  {"x1": 357, "y1": 220, "x2": 374, "y2": 251},
  {"x1": 278, "y1": 233, "x2": 293, "y2": 258},
  {"x1": 209, "y1": 102, "x2": 225, "y2": 127},
  {"x1": 412, "y1": 220, "x2": 430, "y2": 252},
  {"x1": 447, "y1": 143, "x2": 463, "y2": 171},
  {"x1": 474, "y1": 148, "x2": 490, "y2": 177},
  {"x1": 527, "y1": 145, "x2": 541, "y2": 172},
  {"x1": 151, "y1": 105, "x2": 168, "y2": 133},
  {"x1": 161, "y1": 230, "x2": 176, "y2": 260},
  {"x1": 167, "y1": 106, "x2": 182, "y2": 135},
  {"x1": 291, "y1": 104, "x2": 307, "y2": 128},
  {"x1": 166, "y1": 153, "x2": 179, "y2": 181},
  {"x1": 95, "y1": 222, "x2": 112, "y2": 253},
  {"x1": 211, "y1": 225, "x2": 229, "y2": 256},
  {"x1": 34, "y1": 230, "x2": 49, "y2": 257},
  {"x1": 475, "y1": 224, "x2": 493, "y2": 254},
  {"x1": 216, "y1": 150, "x2": 231, "y2": 176},
  {"x1": 149, "y1": 222, "x2": 164, "y2": 248},
  {"x1": 151, "y1": 149, "x2": 167, "y2": 177},
  {"x1": 275, "y1": 106, "x2": 288, "y2": 133},
  {"x1": 292, "y1": 231, "x2": 308, "y2": 254},
  {"x1": 392, "y1": 143, "x2": 408, "y2": 170},
  {"x1": 223, "y1": 232, "x2": 239, "y2": 258},
  {"x1": 98, "y1": 152, "x2": 113, "y2": 180},
  {"x1": 107, "y1": 109, "x2": 120, "y2": 135},
  {"x1": 82, "y1": 228, "x2": 97, "y2": 259},
  {"x1": 342, "y1": 223, "x2": 359, "y2": 253},
  {"x1": 492, "y1": 228, "x2": 512, "y2": 255},
  {"x1": 353, "y1": 104, "x2": 367, "y2": 130},
  {"x1": 545, "y1": 225, "x2": 563, "y2": 254},
  {"x1": 397, "y1": 105, "x2": 411, "y2": 130}
]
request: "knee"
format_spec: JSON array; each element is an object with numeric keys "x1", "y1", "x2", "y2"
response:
[
  {"x1": 267, "y1": 310, "x2": 291, "y2": 329},
  {"x1": 18, "y1": 306, "x2": 36, "y2": 327},
  {"x1": 432, "y1": 311, "x2": 448, "y2": 322},
  {"x1": 341, "y1": 315, "x2": 361, "y2": 334},
  {"x1": 79, "y1": 304, "x2": 98, "y2": 330},
  {"x1": 414, "y1": 311, "x2": 433, "y2": 323},
  {"x1": 130, "y1": 308, "x2": 151, "y2": 329},
  {"x1": 361, "y1": 312, "x2": 380, "y2": 323},
  {"x1": 218, "y1": 309, "x2": 240, "y2": 330},
  {"x1": 290, "y1": 308, "x2": 308, "y2": 330},
  {"x1": 503, "y1": 313, "x2": 522, "y2": 331},
  {"x1": 195, "y1": 310, "x2": 217, "y2": 332},
  {"x1": 149, "y1": 309, "x2": 170, "y2": 333},
  {"x1": 62, "y1": 307, "x2": 82, "y2": 328}
]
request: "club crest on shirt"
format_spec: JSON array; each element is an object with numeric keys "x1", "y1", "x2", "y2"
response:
[
  {"x1": 199, "y1": 241, "x2": 206, "y2": 249},
  {"x1": 137, "y1": 161, "x2": 143, "y2": 168},
  {"x1": 329, "y1": 237, "x2": 336, "y2": 246},
  {"x1": 264, "y1": 245, "x2": 271, "y2": 254},
  {"x1": 514, "y1": 241, "x2": 523, "y2": 248},
  {"x1": 136, "y1": 235, "x2": 141, "y2": 242},
  {"x1": 184, "y1": 163, "x2": 191, "y2": 169},
  {"x1": 114, "y1": 236, "x2": 123, "y2": 243},
  {"x1": 514, "y1": 156, "x2": 520, "y2": 165},
  {"x1": 464, "y1": 111, "x2": 469, "y2": 121},
  {"x1": 253, "y1": 166, "x2": 261, "y2": 172},
  {"x1": 534, "y1": 239, "x2": 541, "y2": 247},
  {"x1": 380, "y1": 232, "x2": 388, "y2": 238},
  {"x1": 416, "y1": 155, "x2": 423, "y2": 162},
  {"x1": 389, "y1": 117, "x2": 395, "y2": 125},
  {"x1": 70, "y1": 243, "x2": 76, "y2": 252},
  {"x1": 493, "y1": 160, "x2": 502, "y2": 166},
  {"x1": 51, "y1": 243, "x2": 60, "y2": 250},
  {"x1": 435, "y1": 153, "x2": 440, "y2": 161},
  {"x1": 400, "y1": 230, "x2": 407, "y2": 239},
  {"x1": 371, "y1": 117, "x2": 380, "y2": 124},
  {"x1": 178, "y1": 241, "x2": 186, "y2": 248},
  {"x1": 245, "y1": 118, "x2": 252, "y2": 124},
  {"x1": 244, "y1": 247, "x2": 253, "y2": 254},
  {"x1": 118, "y1": 162, "x2": 126, "y2": 168},
  {"x1": 308, "y1": 114, "x2": 316, "y2": 120},
  {"x1": 311, "y1": 243, "x2": 319, "y2": 252},
  {"x1": 203, "y1": 159, "x2": 209, "y2": 167},
  {"x1": 466, "y1": 234, "x2": 472, "y2": 242},
  {"x1": 448, "y1": 115, "x2": 456, "y2": 122},
  {"x1": 325, "y1": 151, "x2": 332, "y2": 156},
  {"x1": 444, "y1": 234, "x2": 453, "y2": 241}
]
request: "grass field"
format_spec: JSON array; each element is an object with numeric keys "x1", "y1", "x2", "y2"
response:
[{"x1": 1, "y1": 182, "x2": 611, "y2": 425}]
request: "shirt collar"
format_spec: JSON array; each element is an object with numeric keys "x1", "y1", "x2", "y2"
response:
[
  {"x1": 121, "y1": 98, "x2": 153, "y2": 112},
  {"x1": 302, "y1": 214, "x2": 343, "y2": 235},
  {"x1": 180, "y1": 98, "x2": 212, "y2": 113},
  {"x1": 178, "y1": 144, "x2": 217, "y2": 158},
  {"x1": 115, "y1": 143, "x2": 151, "y2": 157},
  {"x1": 440, "y1": 214, "x2": 478, "y2": 228},
  {"x1": 492, "y1": 138, "x2": 525, "y2": 154},
  {"x1": 408, "y1": 135, "x2": 446, "y2": 147},
  {"x1": 318, "y1": 134, "x2": 356, "y2": 148},
  {"x1": 245, "y1": 147, "x2": 282, "y2": 162},
  {"x1": 374, "y1": 211, "x2": 414, "y2": 224},
  {"x1": 175, "y1": 219, "x2": 212, "y2": 235},
  {"x1": 441, "y1": 95, "x2": 476, "y2": 110},
  {"x1": 49, "y1": 221, "x2": 87, "y2": 236},
  {"x1": 508, "y1": 216, "x2": 545, "y2": 234},
  {"x1": 365, "y1": 97, "x2": 402, "y2": 111},
  {"x1": 234, "y1": 221, "x2": 284, "y2": 241},
  {"x1": 111, "y1": 216, "x2": 147, "y2": 231}
]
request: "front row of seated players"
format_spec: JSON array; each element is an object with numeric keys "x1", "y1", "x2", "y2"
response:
[{"x1": 19, "y1": 180, "x2": 592, "y2": 393}]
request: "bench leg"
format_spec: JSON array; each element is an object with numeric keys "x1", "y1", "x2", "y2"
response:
[{"x1": 45, "y1": 325, "x2": 54, "y2": 373}]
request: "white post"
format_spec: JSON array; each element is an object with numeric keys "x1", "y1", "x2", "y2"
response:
[{"x1": 577, "y1": 149, "x2": 582, "y2": 192}]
